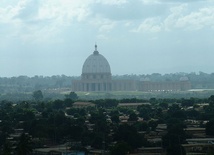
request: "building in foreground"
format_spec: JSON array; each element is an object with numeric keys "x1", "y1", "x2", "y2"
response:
[{"x1": 72, "y1": 45, "x2": 191, "y2": 92}]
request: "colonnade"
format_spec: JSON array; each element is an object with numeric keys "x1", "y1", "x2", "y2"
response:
[{"x1": 82, "y1": 82, "x2": 112, "y2": 92}]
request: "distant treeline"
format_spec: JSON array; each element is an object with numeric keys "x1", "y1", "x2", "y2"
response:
[
  {"x1": 1, "y1": 72, "x2": 214, "y2": 94},
  {"x1": 0, "y1": 75, "x2": 79, "y2": 94},
  {"x1": 113, "y1": 72, "x2": 214, "y2": 89}
]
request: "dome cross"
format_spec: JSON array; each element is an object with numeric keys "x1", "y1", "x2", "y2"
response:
[{"x1": 93, "y1": 43, "x2": 99, "y2": 55}]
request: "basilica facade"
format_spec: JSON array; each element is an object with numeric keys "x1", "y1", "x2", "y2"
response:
[{"x1": 72, "y1": 45, "x2": 191, "y2": 92}]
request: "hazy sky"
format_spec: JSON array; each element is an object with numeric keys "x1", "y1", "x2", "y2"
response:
[{"x1": 0, "y1": 0, "x2": 214, "y2": 77}]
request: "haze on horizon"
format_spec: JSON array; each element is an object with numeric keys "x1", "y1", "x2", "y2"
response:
[{"x1": 0, "y1": 0, "x2": 214, "y2": 77}]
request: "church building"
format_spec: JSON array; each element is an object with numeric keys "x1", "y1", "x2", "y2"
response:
[
  {"x1": 72, "y1": 44, "x2": 112, "y2": 92},
  {"x1": 72, "y1": 45, "x2": 191, "y2": 92}
]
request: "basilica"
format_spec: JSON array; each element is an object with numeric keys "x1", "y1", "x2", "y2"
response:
[{"x1": 72, "y1": 45, "x2": 191, "y2": 92}]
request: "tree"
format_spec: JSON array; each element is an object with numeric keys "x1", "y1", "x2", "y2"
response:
[
  {"x1": 166, "y1": 145, "x2": 186, "y2": 155},
  {"x1": 167, "y1": 104, "x2": 186, "y2": 120},
  {"x1": 128, "y1": 112, "x2": 138, "y2": 122},
  {"x1": 111, "y1": 114, "x2": 120, "y2": 124},
  {"x1": 52, "y1": 99, "x2": 64, "y2": 109},
  {"x1": 64, "y1": 98, "x2": 74, "y2": 107},
  {"x1": 2, "y1": 140, "x2": 13, "y2": 155},
  {"x1": 65, "y1": 92, "x2": 78, "y2": 100},
  {"x1": 138, "y1": 105, "x2": 152, "y2": 120},
  {"x1": 15, "y1": 133, "x2": 33, "y2": 155},
  {"x1": 186, "y1": 109, "x2": 200, "y2": 119},
  {"x1": 114, "y1": 124, "x2": 144, "y2": 151},
  {"x1": 206, "y1": 119, "x2": 214, "y2": 136},
  {"x1": 91, "y1": 133, "x2": 104, "y2": 149},
  {"x1": 111, "y1": 142, "x2": 131, "y2": 155},
  {"x1": 159, "y1": 102, "x2": 168, "y2": 109},
  {"x1": 163, "y1": 119, "x2": 187, "y2": 155},
  {"x1": 208, "y1": 95, "x2": 214, "y2": 105},
  {"x1": 148, "y1": 120, "x2": 158, "y2": 131},
  {"x1": 32, "y1": 90, "x2": 43, "y2": 101},
  {"x1": 95, "y1": 99, "x2": 118, "y2": 108}
]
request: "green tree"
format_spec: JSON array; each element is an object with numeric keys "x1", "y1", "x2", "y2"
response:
[
  {"x1": 95, "y1": 99, "x2": 118, "y2": 108},
  {"x1": 163, "y1": 119, "x2": 187, "y2": 155},
  {"x1": 15, "y1": 133, "x2": 33, "y2": 155},
  {"x1": 136, "y1": 122, "x2": 149, "y2": 131},
  {"x1": 111, "y1": 114, "x2": 120, "y2": 124},
  {"x1": 52, "y1": 99, "x2": 64, "y2": 109},
  {"x1": 138, "y1": 105, "x2": 152, "y2": 120},
  {"x1": 148, "y1": 120, "x2": 158, "y2": 131},
  {"x1": 2, "y1": 140, "x2": 13, "y2": 155},
  {"x1": 208, "y1": 95, "x2": 214, "y2": 105},
  {"x1": 159, "y1": 102, "x2": 168, "y2": 109},
  {"x1": 167, "y1": 104, "x2": 186, "y2": 120},
  {"x1": 111, "y1": 142, "x2": 131, "y2": 155},
  {"x1": 64, "y1": 98, "x2": 74, "y2": 107},
  {"x1": 114, "y1": 124, "x2": 144, "y2": 151},
  {"x1": 206, "y1": 119, "x2": 214, "y2": 136},
  {"x1": 32, "y1": 90, "x2": 43, "y2": 101},
  {"x1": 65, "y1": 92, "x2": 78, "y2": 100},
  {"x1": 128, "y1": 112, "x2": 138, "y2": 122}
]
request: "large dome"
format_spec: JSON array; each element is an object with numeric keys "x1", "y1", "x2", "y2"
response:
[{"x1": 82, "y1": 45, "x2": 111, "y2": 74}]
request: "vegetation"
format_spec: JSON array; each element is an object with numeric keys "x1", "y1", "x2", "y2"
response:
[
  {"x1": 0, "y1": 94, "x2": 214, "y2": 154},
  {"x1": 1, "y1": 72, "x2": 214, "y2": 101}
]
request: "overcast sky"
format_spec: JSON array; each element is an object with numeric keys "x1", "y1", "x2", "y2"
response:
[{"x1": 0, "y1": 0, "x2": 214, "y2": 77}]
